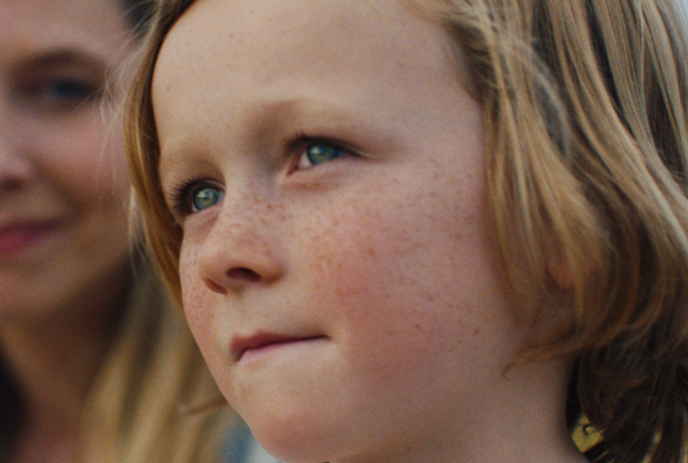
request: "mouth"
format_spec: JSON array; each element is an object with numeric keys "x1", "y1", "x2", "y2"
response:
[
  {"x1": 230, "y1": 331, "x2": 327, "y2": 362},
  {"x1": 0, "y1": 221, "x2": 60, "y2": 255}
]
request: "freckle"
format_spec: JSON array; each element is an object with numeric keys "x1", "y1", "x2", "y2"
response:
[
  {"x1": 415, "y1": 323, "x2": 422, "y2": 330},
  {"x1": 367, "y1": 247, "x2": 376, "y2": 257},
  {"x1": 473, "y1": 328, "x2": 480, "y2": 336}
]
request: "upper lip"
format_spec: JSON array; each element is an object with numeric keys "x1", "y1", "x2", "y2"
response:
[{"x1": 230, "y1": 330, "x2": 325, "y2": 361}]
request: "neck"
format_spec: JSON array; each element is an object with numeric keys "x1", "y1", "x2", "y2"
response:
[
  {"x1": 0, "y1": 261, "x2": 131, "y2": 462},
  {"x1": 337, "y1": 358, "x2": 589, "y2": 463}
]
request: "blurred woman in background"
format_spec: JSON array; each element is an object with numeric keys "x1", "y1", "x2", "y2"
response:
[{"x1": 0, "y1": 0, "x2": 242, "y2": 461}]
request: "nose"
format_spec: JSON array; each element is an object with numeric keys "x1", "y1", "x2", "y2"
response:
[
  {"x1": 0, "y1": 150, "x2": 32, "y2": 192},
  {"x1": 0, "y1": 103, "x2": 33, "y2": 192},
  {"x1": 195, "y1": 197, "x2": 284, "y2": 295}
]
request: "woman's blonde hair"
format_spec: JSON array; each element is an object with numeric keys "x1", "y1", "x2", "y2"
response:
[
  {"x1": 82, "y1": 2, "x2": 235, "y2": 461},
  {"x1": 79, "y1": 254, "x2": 232, "y2": 463},
  {"x1": 125, "y1": 0, "x2": 688, "y2": 462}
]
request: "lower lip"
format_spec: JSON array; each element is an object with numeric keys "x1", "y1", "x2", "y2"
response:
[
  {"x1": 0, "y1": 223, "x2": 60, "y2": 255},
  {"x1": 239, "y1": 336, "x2": 327, "y2": 364}
]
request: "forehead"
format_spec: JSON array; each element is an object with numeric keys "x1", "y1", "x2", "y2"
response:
[
  {"x1": 153, "y1": 0, "x2": 470, "y2": 90},
  {"x1": 0, "y1": 0, "x2": 129, "y2": 68},
  {"x1": 152, "y1": 0, "x2": 473, "y2": 153}
]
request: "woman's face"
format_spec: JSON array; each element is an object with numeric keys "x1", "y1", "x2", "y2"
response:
[
  {"x1": 153, "y1": 0, "x2": 539, "y2": 461},
  {"x1": 0, "y1": 0, "x2": 133, "y2": 318}
]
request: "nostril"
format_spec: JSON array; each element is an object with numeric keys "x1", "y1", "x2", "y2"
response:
[
  {"x1": 203, "y1": 277, "x2": 227, "y2": 295},
  {"x1": 202, "y1": 268, "x2": 264, "y2": 294},
  {"x1": 226, "y1": 267, "x2": 261, "y2": 282}
]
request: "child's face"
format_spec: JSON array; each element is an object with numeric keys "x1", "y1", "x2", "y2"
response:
[{"x1": 154, "y1": 0, "x2": 526, "y2": 461}]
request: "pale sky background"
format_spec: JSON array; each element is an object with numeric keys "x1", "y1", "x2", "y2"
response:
[{"x1": 679, "y1": 0, "x2": 688, "y2": 24}]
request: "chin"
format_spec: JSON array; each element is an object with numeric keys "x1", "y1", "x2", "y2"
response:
[{"x1": 243, "y1": 408, "x2": 341, "y2": 463}]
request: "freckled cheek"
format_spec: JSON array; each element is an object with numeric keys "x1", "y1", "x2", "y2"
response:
[
  {"x1": 297, "y1": 203, "x2": 459, "y2": 367},
  {"x1": 292, "y1": 178, "x2": 515, "y2": 377},
  {"x1": 179, "y1": 247, "x2": 221, "y2": 363}
]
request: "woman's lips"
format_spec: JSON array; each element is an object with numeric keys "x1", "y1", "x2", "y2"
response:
[
  {"x1": 0, "y1": 221, "x2": 60, "y2": 255},
  {"x1": 230, "y1": 331, "x2": 327, "y2": 362}
]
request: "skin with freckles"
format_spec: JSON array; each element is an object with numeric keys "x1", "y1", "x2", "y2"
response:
[{"x1": 153, "y1": 1, "x2": 587, "y2": 462}]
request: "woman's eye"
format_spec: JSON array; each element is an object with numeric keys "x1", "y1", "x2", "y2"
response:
[
  {"x1": 191, "y1": 185, "x2": 224, "y2": 212},
  {"x1": 19, "y1": 76, "x2": 101, "y2": 113},
  {"x1": 37, "y1": 78, "x2": 101, "y2": 111},
  {"x1": 298, "y1": 142, "x2": 347, "y2": 169},
  {"x1": 43, "y1": 78, "x2": 98, "y2": 104}
]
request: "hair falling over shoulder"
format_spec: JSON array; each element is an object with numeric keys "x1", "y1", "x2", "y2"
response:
[
  {"x1": 86, "y1": 1, "x2": 235, "y2": 461},
  {"x1": 419, "y1": 0, "x2": 688, "y2": 461},
  {"x1": 125, "y1": 0, "x2": 688, "y2": 462}
]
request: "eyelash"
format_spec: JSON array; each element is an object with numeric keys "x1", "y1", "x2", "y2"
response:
[{"x1": 167, "y1": 134, "x2": 355, "y2": 219}]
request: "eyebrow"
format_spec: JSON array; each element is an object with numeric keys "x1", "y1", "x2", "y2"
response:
[
  {"x1": 10, "y1": 48, "x2": 109, "y2": 80},
  {"x1": 160, "y1": 96, "x2": 397, "y2": 159},
  {"x1": 255, "y1": 97, "x2": 400, "y2": 144}
]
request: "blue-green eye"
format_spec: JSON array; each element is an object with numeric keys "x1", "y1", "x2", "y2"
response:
[
  {"x1": 298, "y1": 143, "x2": 347, "y2": 169},
  {"x1": 191, "y1": 186, "x2": 223, "y2": 212}
]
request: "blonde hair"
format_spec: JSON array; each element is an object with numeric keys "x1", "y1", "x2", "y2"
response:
[
  {"x1": 419, "y1": 2, "x2": 688, "y2": 462},
  {"x1": 125, "y1": 0, "x2": 688, "y2": 462},
  {"x1": 79, "y1": 255, "x2": 233, "y2": 463}
]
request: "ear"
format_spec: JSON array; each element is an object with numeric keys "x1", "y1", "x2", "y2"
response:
[{"x1": 545, "y1": 238, "x2": 575, "y2": 289}]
